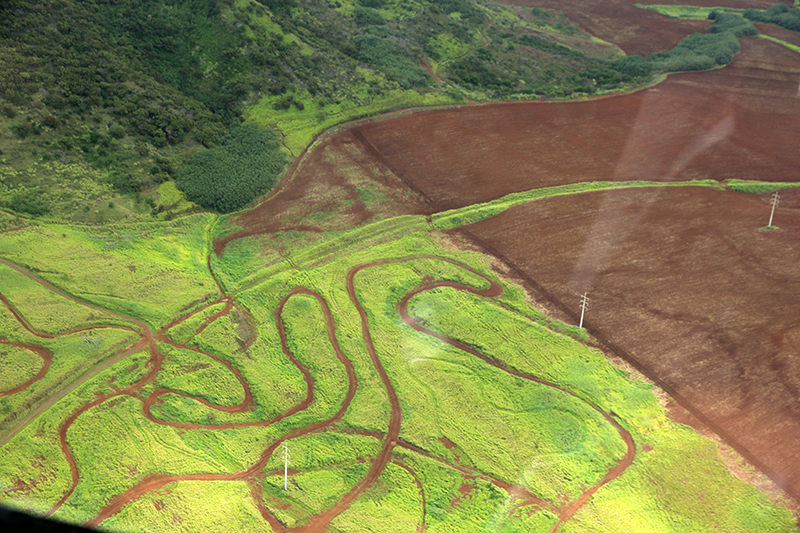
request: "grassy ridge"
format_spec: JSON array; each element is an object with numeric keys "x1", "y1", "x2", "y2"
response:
[
  {"x1": 431, "y1": 179, "x2": 722, "y2": 229},
  {"x1": 0, "y1": 214, "x2": 219, "y2": 328}
]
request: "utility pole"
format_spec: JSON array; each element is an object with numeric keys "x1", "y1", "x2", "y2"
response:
[
  {"x1": 283, "y1": 442, "x2": 290, "y2": 491},
  {"x1": 579, "y1": 293, "x2": 589, "y2": 329},
  {"x1": 768, "y1": 191, "x2": 780, "y2": 228}
]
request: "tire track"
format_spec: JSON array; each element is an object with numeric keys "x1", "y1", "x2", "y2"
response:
[
  {"x1": 0, "y1": 339, "x2": 52, "y2": 397},
  {"x1": 393, "y1": 257, "x2": 636, "y2": 531},
  {"x1": 87, "y1": 288, "x2": 358, "y2": 531}
]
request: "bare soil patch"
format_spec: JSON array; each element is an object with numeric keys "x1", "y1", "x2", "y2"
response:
[{"x1": 214, "y1": 130, "x2": 429, "y2": 256}]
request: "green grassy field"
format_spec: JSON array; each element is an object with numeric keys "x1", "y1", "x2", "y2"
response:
[{"x1": 1, "y1": 177, "x2": 798, "y2": 532}]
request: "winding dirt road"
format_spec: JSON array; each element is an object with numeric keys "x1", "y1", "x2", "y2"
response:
[{"x1": 0, "y1": 245, "x2": 638, "y2": 532}]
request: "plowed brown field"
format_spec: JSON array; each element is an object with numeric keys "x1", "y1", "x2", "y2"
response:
[{"x1": 275, "y1": 7, "x2": 800, "y2": 505}]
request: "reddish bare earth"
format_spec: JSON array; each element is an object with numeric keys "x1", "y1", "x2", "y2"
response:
[{"x1": 350, "y1": 39, "x2": 800, "y2": 213}]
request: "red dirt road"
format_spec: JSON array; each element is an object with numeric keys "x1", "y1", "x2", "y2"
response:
[{"x1": 396, "y1": 269, "x2": 636, "y2": 531}]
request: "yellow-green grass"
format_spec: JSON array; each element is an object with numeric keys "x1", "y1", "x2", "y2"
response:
[
  {"x1": 99, "y1": 480, "x2": 273, "y2": 533},
  {"x1": 1, "y1": 182, "x2": 798, "y2": 532},
  {"x1": 151, "y1": 312, "x2": 305, "y2": 428},
  {"x1": 0, "y1": 264, "x2": 133, "y2": 334},
  {"x1": 355, "y1": 260, "x2": 627, "y2": 502},
  {"x1": 163, "y1": 302, "x2": 227, "y2": 345},
  {"x1": 54, "y1": 394, "x2": 239, "y2": 524},
  {"x1": 406, "y1": 285, "x2": 796, "y2": 531},
  {"x1": 563, "y1": 430, "x2": 796, "y2": 532},
  {"x1": 0, "y1": 312, "x2": 138, "y2": 433},
  {"x1": 262, "y1": 433, "x2": 381, "y2": 527},
  {"x1": 0, "y1": 350, "x2": 151, "y2": 517},
  {"x1": 0, "y1": 214, "x2": 220, "y2": 328},
  {"x1": 758, "y1": 34, "x2": 800, "y2": 54},
  {"x1": 326, "y1": 462, "x2": 423, "y2": 532},
  {"x1": 245, "y1": 87, "x2": 457, "y2": 156},
  {"x1": 727, "y1": 178, "x2": 800, "y2": 194},
  {"x1": 432, "y1": 179, "x2": 722, "y2": 229},
  {"x1": 0, "y1": 345, "x2": 44, "y2": 393},
  {"x1": 635, "y1": 4, "x2": 742, "y2": 20},
  {"x1": 154, "y1": 344, "x2": 246, "y2": 408}
]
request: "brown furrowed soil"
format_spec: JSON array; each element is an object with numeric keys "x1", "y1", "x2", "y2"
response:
[{"x1": 213, "y1": 129, "x2": 430, "y2": 257}]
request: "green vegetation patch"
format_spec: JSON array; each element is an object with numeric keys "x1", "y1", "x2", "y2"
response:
[
  {"x1": 59, "y1": 395, "x2": 234, "y2": 522},
  {"x1": 0, "y1": 215, "x2": 219, "y2": 327},
  {"x1": 262, "y1": 433, "x2": 381, "y2": 527},
  {"x1": 0, "y1": 345, "x2": 44, "y2": 393},
  {"x1": 432, "y1": 179, "x2": 722, "y2": 229},
  {"x1": 0, "y1": 263, "x2": 133, "y2": 334},
  {"x1": 0, "y1": 326, "x2": 138, "y2": 433},
  {"x1": 175, "y1": 125, "x2": 288, "y2": 213},
  {"x1": 727, "y1": 179, "x2": 800, "y2": 194},
  {"x1": 2, "y1": 182, "x2": 798, "y2": 531},
  {"x1": 155, "y1": 344, "x2": 246, "y2": 407},
  {"x1": 165, "y1": 302, "x2": 228, "y2": 345},
  {"x1": 744, "y1": 3, "x2": 800, "y2": 32},
  {"x1": 759, "y1": 33, "x2": 800, "y2": 53},
  {"x1": 102, "y1": 480, "x2": 272, "y2": 533},
  {"x1": 0, "y1": 349, "x2": 150, "y2": 517},
  {"x1": 614, "y1": 10, "x2": 757, "y2": 77}
]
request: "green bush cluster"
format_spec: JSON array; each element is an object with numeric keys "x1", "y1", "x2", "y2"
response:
[
  {"x1": 613, "y1": 12, "x2": 757, "y2": 76},
  {"x1": 744, "y1": 3, "x2": 800, "y2": 32},
  {"x1": 175, "y1": 125, "x2": 287, "y2": 213},
  {"x1": 358, "y1": 28, "x2": 430, "y2": 89}
]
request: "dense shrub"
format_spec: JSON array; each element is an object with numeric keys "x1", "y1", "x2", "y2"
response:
[
  {"x1": 109, "y1": 171, "x2": 143, "y2": 194},
  {"x1": 2, "y1": 188, "x2": 50, "y2": 216},
  {"x1": 357, "y1": 29, "x2": 430, "y2": 87},
  {"x1": 611, "y1": 12, "x2": 753, "y2": 77},
  {"x1": 175, "y1": 125, "x2": 287, "y2": 213},
  {"x1": 744, "y1": 3, "x2": 800, "y2": 32},
  {"x1": 354, "y1": 6, "x2": 386, "y2": 26},
  {"x1": 707, "y1": 11, "x2": 759, "y2": 38}
]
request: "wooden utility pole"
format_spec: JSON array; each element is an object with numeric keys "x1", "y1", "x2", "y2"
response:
[
  {"x1": 768, "y1": 191, "x2": 780, "y2": 228},
  {"x1": 579, "y1": 293, "x2": 589, "y2": 329}
]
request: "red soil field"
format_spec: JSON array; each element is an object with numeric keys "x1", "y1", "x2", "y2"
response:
[{"x1": 214, "y1": 128, "x2": 430, "y2": 256}]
